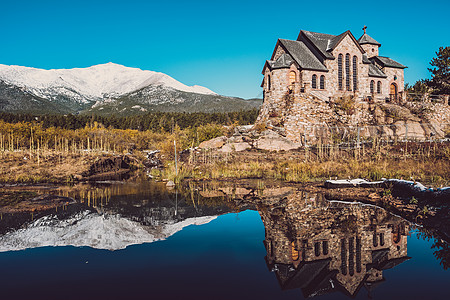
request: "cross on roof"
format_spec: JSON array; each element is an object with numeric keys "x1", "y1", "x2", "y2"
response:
[{"x1": 363, "y1": 25, "x2": 367, "y2": 34}]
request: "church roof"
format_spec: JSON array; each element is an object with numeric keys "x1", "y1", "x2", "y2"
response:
[
  {"x1": 358, "y1": 33, "x2": 381, "y2": 46},
  {"x1": 300, "y1": 31, "x2": 337, "y2": 59},
  {"x1": 279, "y1": 39, "x2": 328, "y2": 71},
  {"x1": 299, "y1": 30, "x2": 365, "y2": 60},
  {"x1": 327, "y1": 31, "x2": 348, "y2": 51},
  {"x1": 269, "y1": 53, "x2": 294, "y2": 69},
  {"x1": 371, "y1": 56, "x2": 407, "y2": 69},
  {"x1": 368, "y1": 63, "x2": 387, "y2": 78}
]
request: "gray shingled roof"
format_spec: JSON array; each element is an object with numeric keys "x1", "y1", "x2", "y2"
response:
[
  {"x1": 279, "y1": 39, "x2": 328, "y2": 72},
  {"x1": 358, "y1": 33, "x2": 381, "y2": 46},
  {"x1": 270, "y1": 53, "x2": 294, "y2": 69},
  {"x1": 368, "y1": 63, "x2": 387, "y2": 78},
  {"x1": 327, "y1": 31, "x2": 348, "y2": 51},
  {"x1": 301, "y1": 31, "x2": 336, "y2": 59},
  {"x1": 371, "y1": 56, "x2": 407, "y2": 69}
]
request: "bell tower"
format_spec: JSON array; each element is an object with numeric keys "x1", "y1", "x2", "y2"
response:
[{"x1": 358, "y1": 26, "x2": 381, "y2": 58}]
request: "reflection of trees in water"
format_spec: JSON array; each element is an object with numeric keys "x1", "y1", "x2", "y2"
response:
[
  {"x1": 416, "y1": 228, "x2": 450, "y2": 270},
  {"x1": 258, "y1": 191, "x2": 411, "y2": 298},
  {"x1": 0, "y1": 180, "x2": 241, "y2": 235},
  {"x1": 62, "y1": 180, "x2": 450, "y2": 276}
]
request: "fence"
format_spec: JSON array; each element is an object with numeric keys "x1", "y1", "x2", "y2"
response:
[
  {"x1": 299, "y1": 122, "x2": 450, "y2": 148},
  {"x1": 405, "y1": 93, "x2": 449, "y2": 104}
]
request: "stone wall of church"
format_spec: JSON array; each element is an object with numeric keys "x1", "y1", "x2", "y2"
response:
[
  {"x1": 258, "y1": 67, "x2": 291, "y2": 124},
  {"x1": 384, "y1": 67, "x2": 405, "y2": 97},
  {"x1": 301, "y1": 69, "x2": 329, "y2": 99},
  {"x1": 361, "y1": 44, "x2": 379, "y2": 58},
  {"x1": 329, "y1": 35, "x2": 365, "y2": 99}
]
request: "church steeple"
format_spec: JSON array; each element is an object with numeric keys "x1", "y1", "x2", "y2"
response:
[{"x1": 358, "y1": 26, "x2": 381, "y2": 58}]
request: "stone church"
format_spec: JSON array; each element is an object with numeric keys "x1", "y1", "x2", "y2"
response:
[
  {"x1": 256, "y1": 28, "x2": 410, "y2": 143},
  {"x1": 261, "y1": 27, "x2": 406, "y2": 108}
]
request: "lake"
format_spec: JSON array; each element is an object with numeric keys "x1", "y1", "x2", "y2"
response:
[{"x1": 0, "y1": 179, "x2": 448, "y2": 300}]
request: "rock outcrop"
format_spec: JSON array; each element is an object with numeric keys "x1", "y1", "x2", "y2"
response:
[
  {"x1": 197, "y1": 128, "x2": 302, "y2": 153},
  {"x1": 257, "y1": 93, "x2": 450, "y2": 145},
  {"x1": 198, "y1": 136, "x2": 228, "y2": 149}
]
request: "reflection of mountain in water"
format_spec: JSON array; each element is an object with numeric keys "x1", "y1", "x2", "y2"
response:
[
  {"x1": 0, "y1": 211, "x2": 216, "y2": 251},
  {"x1": 0, "y1": 182, "x2": 234, "y2": 251},
  {"x1": 258, "y1": 191, "x2": 410, "y2": 298}
]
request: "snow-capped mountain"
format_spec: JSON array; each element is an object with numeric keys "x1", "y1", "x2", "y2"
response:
[
  {"x1": 0, "y1": 210, "x2": 216, "y2": 251},
  {"x1": 0, "y1": 62, "x2": 216, "y2": 103},
  {"x1": 0, "y1": 62, "x2": 261, "y2": 115}
]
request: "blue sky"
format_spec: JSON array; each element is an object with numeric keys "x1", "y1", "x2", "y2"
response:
[{"x1": 1, "y1": 0, "x2": 449, "y2": 99}]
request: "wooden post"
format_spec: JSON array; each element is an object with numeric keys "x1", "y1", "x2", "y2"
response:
[
  {"x1": 405, "y1": 122, "x2": 408, "y2": 141},
  {"x1": 357, "y1": 126, "x2": 360, "y2": 148},
  {"x1": 174, "y1": 140, "x2": 178, "y2": 177}
]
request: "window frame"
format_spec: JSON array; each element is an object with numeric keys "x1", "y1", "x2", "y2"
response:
[
  {"x1": 320, "y1": 75, "x2": 325, "y2": 90},
  {"x1": 312, "y1": 74, "x2": 317, "y2": 89}
]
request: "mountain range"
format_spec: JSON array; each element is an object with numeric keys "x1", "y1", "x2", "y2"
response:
[
  {"x1": 0, "y1": 63, "x2": 261, "y2": 115},
  {"x1": 0, "y1": 210, "x2": 216, "y2": 251}
]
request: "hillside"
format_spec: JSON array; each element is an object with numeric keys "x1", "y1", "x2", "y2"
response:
[
  {"x1": 0, "y1": 63, "x2": 261, "y2": 115},
  {"x1": 87, "y1": 85, "x2": 262, "y2": 115}
]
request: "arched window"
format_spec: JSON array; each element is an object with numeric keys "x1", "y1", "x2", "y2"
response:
[
  {"x1": 338, "y1": 54, "x2": 343, "y2": 90},
  {"x1": 291, "y1": 241, "x2": 299, "y2": 261},
  {"x1": 348, "y1": 237, "x2": 354, "y2": 276},
  {"x1": 377, "y1": 81, "x2": 382, "y2": 94},
  {"x1": 320, "y1": 75, "x2": 325, "y2": 89},
  {"x1": 353, "y1": 56, "x2": 358, "y2": 91},
  {"x1": 345, "y1": 53, "x2": 351, "y2": 91},
  {"x1": 322, "y1": 241, "x2": 329, "y2": 255},
  {"x1": 267, "y1": 75, "x2": 271, "y2": 90},
  {"x1": 356, "y1": 237, "x2": 362, "y2": 273},
  {"x1": 314, "y1": 242, "x2": 321, "y2": 256},
  {"x1": 370, "y1": 80, "x2": 375, "y2": 94},
  {"x1": 289, "y1": 71, "x2": 296, "y2": 85},
  {"x1": 340, "y1": 239, "x2": 347, "y2": 275},
  {"x1": 373, "y1": 233, "x2": 378, "y2": 247},
  {"x1": 312, "y1": 74, "x2": 317, "y2": 89}
]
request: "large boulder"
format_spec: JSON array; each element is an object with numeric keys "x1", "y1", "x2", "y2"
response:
[
  {"x1": 219, "y1": 142, "x2": 251, "y2": 153},
  {"x1": 198, "y1": 136, "x2": 227, "y2": 149},
  {"x1": 394, "y1": 121, "x2": 426, "y2": 140},
  {"x1": 255, "y1": 130, "x2": 301, "y2": 151},
  {"x1": 381, "y1": 104, "x2": 420, "y2": 122}
]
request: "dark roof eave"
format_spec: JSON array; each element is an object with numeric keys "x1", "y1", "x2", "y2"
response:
[
  {"x1": 272, "y1": 66, "x2": 292, "y2": 70},
  {"x1": 385, "y1": 64, "x2": 408, "y2": 69},
  {"x1": 303, "y1": 67, "x2": 329, "y2": 72},
  {"x1": 372, "y1": 56, "x2": 407, "y2": 69},
  {"x1": 369, "y1": 74, "x2": 388, "y2": 78},
  {"x1": 359, "y1": 41, "x2": 382, "y2": 46}
]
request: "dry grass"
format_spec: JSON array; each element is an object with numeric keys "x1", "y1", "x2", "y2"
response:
[
  {"x1": 0, "y1": 150, "x2": 116, "y2": 183},
  {"x1": 160, "y1": 142, "x2": 450, "y2": 187}
]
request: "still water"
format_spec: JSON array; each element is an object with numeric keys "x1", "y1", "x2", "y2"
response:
[{"x1": 0, "y1": 180, "x2": 448, "y2": 299}]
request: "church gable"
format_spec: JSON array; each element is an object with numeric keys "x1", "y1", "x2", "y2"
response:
[
  {"x1": 271, "y1": 41, "x2": 287, "y2": 61},
  {"x1": 330, "y1": 33, "x2": 365, "y2": 57}
]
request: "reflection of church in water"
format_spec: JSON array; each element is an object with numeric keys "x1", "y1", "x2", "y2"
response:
[{"x1": 259, "y1": 191, "x2": 410, "y2": 298}]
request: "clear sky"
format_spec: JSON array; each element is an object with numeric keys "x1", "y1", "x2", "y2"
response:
[{"x1": 1, "y1": 0, "x2": 449, "y2": 99}]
